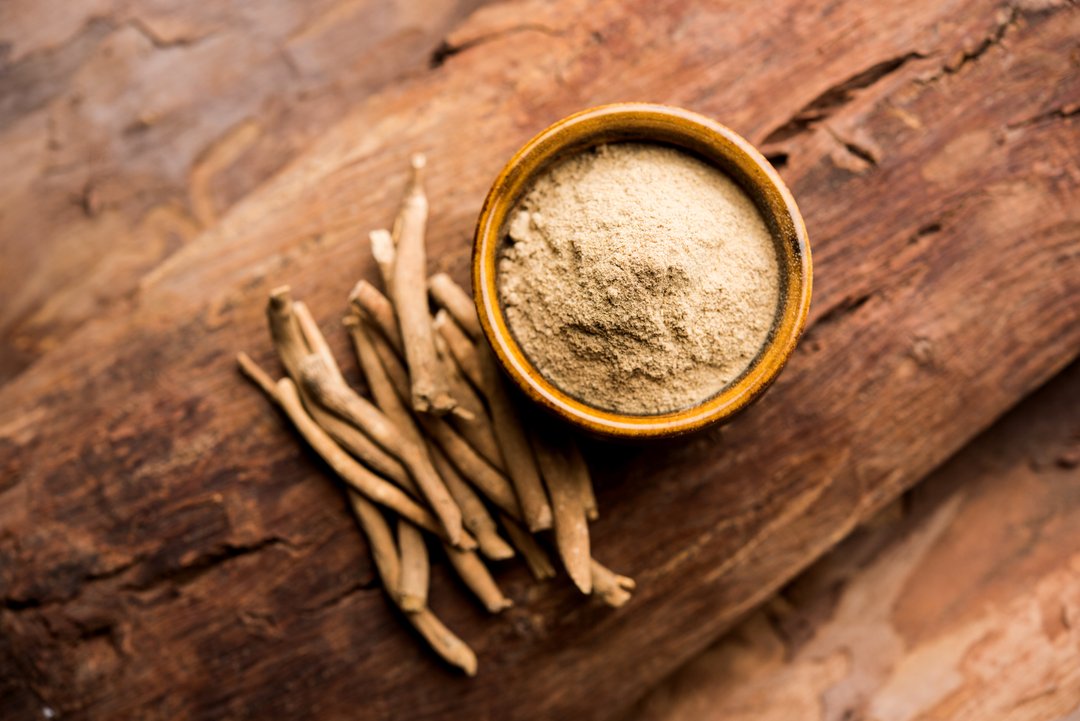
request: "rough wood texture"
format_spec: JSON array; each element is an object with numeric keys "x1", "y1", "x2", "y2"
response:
[
  {"x1": 0, "y1": 0, "x2": 490, "y2": 382},
  {"x1": 1, "y1": 0, "x2": 1078, "y2": 719},
  {"x1": 633, "y1": 360, "x2": 1080, "y2": 721}
]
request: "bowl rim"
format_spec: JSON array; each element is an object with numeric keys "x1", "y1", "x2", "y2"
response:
[{"x1": 472, "y1": 102, "x2": 812, "y2": 438}]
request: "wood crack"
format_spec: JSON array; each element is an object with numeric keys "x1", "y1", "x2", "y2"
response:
[
  {"x1": 762, "y1": 52, "x2": 925, "y2": 144},
  {"x1": 121, "y1": 536, "x2": 297, "y2": 592},
  {"x1": 429, "y1": 24, "x2": 563, "y2": 68},
  {"x1": 1007, "y1": 103, "x2": 1080, "y2": 129}
]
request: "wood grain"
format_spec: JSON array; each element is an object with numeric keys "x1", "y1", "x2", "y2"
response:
[
  {"x1": 0, "y1": 0, "x2": 490, "y2": 382},
  {"x1": 1, "y1": 0, "x2": 1078, "y2": 719},
  {"x1": 632, "y1": 360, "x2": 1080, "y2": 721}
]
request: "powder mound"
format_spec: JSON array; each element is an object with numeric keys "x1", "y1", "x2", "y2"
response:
[{"x1": 498, "y1": 142, "x2": 781, "y2": 415}]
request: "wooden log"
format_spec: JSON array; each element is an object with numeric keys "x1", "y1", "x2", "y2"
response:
[
  {"x1": 0, "y1": 0, "x2": 495, "y2": 383},
  {"x1": 632, "y1": 360, "x2": 1080, "y2": 721},
  {"x1": 0, "y1": 1, "x2": 1077, "y2": 719}
]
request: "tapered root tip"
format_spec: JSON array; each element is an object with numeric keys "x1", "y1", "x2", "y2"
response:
[
  {"x1": 268, "y1": 285, "x2": 292, "y2": 309},
  {"x1": 410, "y1": 153, "x2": 427, "y2": 170},
  {"x1": 487, "y1": 597, "x2": 514, "y2": 614},
  {"x1": 569, "y1": 564, "x2": 594, "y2": 595},
  {"x1": 528, "y1": 505, "x2": 554, "y2": 533},
  {"x1": 398, "y1": 595, "x2": 426, "y2": 613}
]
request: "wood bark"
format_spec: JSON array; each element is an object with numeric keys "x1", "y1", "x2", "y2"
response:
[
  {"x1": 633, "y1": 360, "x2": 1080, "y2": 721},
  {"x1": 0, "y1": 0, "x2": 1077, "y2": 719},
  {"x1": 0, "y1": 0, "x2": 492, "y2": 383}
]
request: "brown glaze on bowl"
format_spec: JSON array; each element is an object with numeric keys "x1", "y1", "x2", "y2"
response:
[{"x1": 472, "y1": 103, "x2": 812, "y2": 438}]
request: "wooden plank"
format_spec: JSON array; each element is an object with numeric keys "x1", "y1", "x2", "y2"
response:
[
  {"x1": 1, "y1": 0, "x2": 1078, "y2": 719},
  {"x1": 633, "y1": 360, "x2": 1080, "y2": 721}
]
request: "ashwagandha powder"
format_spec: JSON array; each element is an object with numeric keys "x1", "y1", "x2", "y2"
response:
[{"x1": 498, "y1": 142, "x2": 781, "y2": 415}]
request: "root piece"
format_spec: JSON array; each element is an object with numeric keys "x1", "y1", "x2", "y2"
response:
[
  {"x1": 444, "y1": 545, "x2": 513, "y2": 613},
  {"x1": 349, "y1": 280, "x2": 404, "y2": 354},
  {"x1": 501, "y1": 514, "x2": 556, "y2": 581},
  {"x1": 421, "y1": 416, "x2": 523, "y2": 519},
  {"x1": 243, "y1": 348, "x2": 415, "y2": 493},
  {"x1": 428, "y1": 272, "x2": 483, "y2": 340},
  {"x1": 530, "y1": 427, "x2": 591, "y2": 594},
  {"x1": 370, "y1": 228, "x2": 396, "y2": 296},
  {"x1": 396, "y1": 519, "x2": 430, "y2": 612},
  {"x1": 436, "y1": 330, "x2": 502, "y2": 466},
  {"x1": 293, "y1": 300, "x2": 346, "y2": 386},
  {"x1": 429, "y1": 443, "x2": 514, "y2": 561},
  {"x1": 590, "y1": 560, "x2": 636, "y2": 608},
  {"x1": 433, "y1": 308, "x2": 484, "y2": 390},
  {"x1": 348, "y1": 318, "x2": 512, "y2": 561},
  {"x1": 246, "y1": 371, "x2": 445, "y2": 538},
  {"x1": 349, "y1": 489, "x2": 476, "y2": 676},
  {"x1": 283, "y1": 302, "x2": 417, "y2": 493},
  {"x1": 390, "y1": 154, "x2": 455, "y2": 415},
  {"x1": 346, "y1": 491, "x2": 400, "y2": 590},
  {"x1": 477, "y1": 347, "x2": 552, "y2": 532},
  {"x1": 565, "y1": 439, "x2": 598, "y2": 522},
  {"x1": 297, "y1": 354, "x2": 465, "y2": 547},
  {"x1": 431, "y1": 309, "x2": 544, "y2": 528},
  {"x1": 363, "y1": 322, "x2": 522, "y2": 519},
  {"x1": 409, "y1": 608, "x2": 478, "y2": 676}
]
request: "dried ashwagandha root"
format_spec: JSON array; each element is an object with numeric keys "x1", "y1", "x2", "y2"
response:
[
  {"x1": 347, "y1": 314, "x2": 514, "y2": 588},
  {"x1": 590, "y1": 560, "x2": 636, "y2": 608},
  {"x1": 389, "y1": 154, "x2": 456, "y2": 415},
  {"x1": 347, "y1": 482, "x2": 477, "y2": 676},
  {"x1": 237, "y1": 153, "x2": 636, "y2": 677},
  {"x1": 529, "y1": 425, "x2": 591, "y2": 594},
  {"x1": 297, "y1": 354, "x2": 466, "y2": 547},
  {"x1": 396, "y1": 518, "x2": 429, "y2": 613},
  {"x1": 235, "y1": 357, "x2": 449, "y2": 541}
]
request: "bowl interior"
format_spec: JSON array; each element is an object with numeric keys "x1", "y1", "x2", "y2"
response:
[{"x1": 473, "y1": 104, "x2": 811, "y2": 438}]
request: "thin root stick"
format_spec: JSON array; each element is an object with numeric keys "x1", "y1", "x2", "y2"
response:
[
  {"x1": 349, "y1": 280, "x2": 404, "y2": 354},
  {"x1": 500, "y1": 513, "x2": 556, "y2": 580},
  {"x1": 409, "y1": 608, "x2": 478, "y2": 676},
  {"x1": 429, "y1": 443, "x2": 514, "y2": 560},
  {"x1": 428, "y1": 272, "x2": 483, "y2": 340},
  {"x1": 364, "y1": 322, "x2": 523, "y2": 518},
  {"x1": 478, "y1": 346, "x2": 553, "y2": 532},
  {"x1": 444, "y1": 545, "x2": 513, "y2": 614},
  {"x1": 349, "y1": 488, "x2": 475, "y2": 675},
  {"x1": 350, "y1": 316, "x2": 513, "y2": 560},
  {"x1": 239, "y1": 363, "x2": 445, "y2": 538},
  {"x1": 530, "y1": 427, "x2": 592, "y2": 594},
  {"x1": 565, "y1": 438, "x2": 598, "y2": 521},
  {"x1": 370, "y1": 228, "x2": 396, "y2": 296},
  {"x1": 434, "y1": 309, "x2": 484, "y2": 390},
  {"x1": 432, "y1": 296, "x2": 553, "y2": 531},
  {"x1": 274, "y1": 301, "x2": 415, "y2": 494},
  {"x1": 297, "y1": 355, "x2": 466, "y2": 547},
  {"x1": 347, "y1": 491, "x2": 400, "y2": 591},
  {"x1": 590, "y1": 559, "x2": 636, "y2": 608},
  {"x1": 293, "y1": 300, "x2": 346, "y2": 386},
  {"x1": 396, "y1": 519, "x2": 430, "y2": 612},
  {"x1": 390, "y1": 154, "x2": 455, "y2": 415},
  {"x1": 275, "y1": 378, "x2": 448, "y2": 536}
]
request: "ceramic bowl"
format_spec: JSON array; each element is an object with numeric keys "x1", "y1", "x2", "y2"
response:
[{"x1": 472, "y1": 103, "x2": 812, "y2": 438}]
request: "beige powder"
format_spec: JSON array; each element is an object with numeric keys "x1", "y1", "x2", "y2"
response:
[{"x1": 498, "y1": 142, "x2": 781, "y2": 415}]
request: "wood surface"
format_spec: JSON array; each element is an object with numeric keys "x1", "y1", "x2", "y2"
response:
[
  {"x1": 0, "y1": 0, "x2": 490, "y2": 382},
  {"x1": 633, "y1": 360, "x2": 1080, "y2": 721},
  {"x1": 1, "y1": 0, "x2": 1078, "y2": 719}
]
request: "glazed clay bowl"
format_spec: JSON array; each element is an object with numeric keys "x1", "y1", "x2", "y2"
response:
[{"x1": 472, "y1": 103, "x2": 812, "y2": 439}]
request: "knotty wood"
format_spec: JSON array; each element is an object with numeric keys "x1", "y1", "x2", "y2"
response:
[
  {"x1": 1, "y1": 0, "x2": 1078, "y2": 719},
  {"x1": 633, "y1": 360, "x2": 1080, "y2": 721}
]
